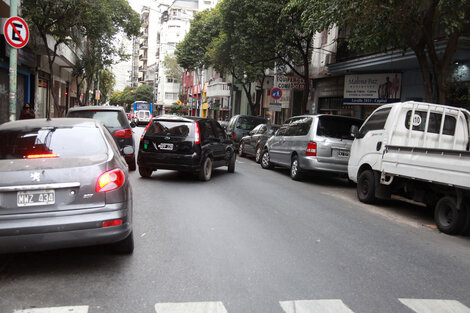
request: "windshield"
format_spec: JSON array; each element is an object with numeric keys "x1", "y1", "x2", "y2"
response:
[
  {"x1": 0, "y1": 127, "x2": 107, "y2": 159},
  {"x1": 235, "y1": 117, "x2": 266, "y2": 130}
]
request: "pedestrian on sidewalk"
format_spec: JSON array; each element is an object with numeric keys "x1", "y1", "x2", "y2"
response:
[{"x1": 20, "y1": 103, "x2": 35, "y2": 119}]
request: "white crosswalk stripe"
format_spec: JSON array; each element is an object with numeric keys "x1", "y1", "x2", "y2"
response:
[
  {"x1": 155, "y1": 301, "x2": 228, "y2": 313},
  {"x1": 280, "y1": 299, "x2": 355, "y2": 313},
  {"x1": 14, "y1": 306, "x2": 89, "y2": 313},
  {"x1": 399, "y1": 299, "x2": 470, "y2": 313}
]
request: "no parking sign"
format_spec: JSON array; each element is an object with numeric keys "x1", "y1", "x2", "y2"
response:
[{"x1": 4, "y1": 16, "x2": 30, "y2": 49}]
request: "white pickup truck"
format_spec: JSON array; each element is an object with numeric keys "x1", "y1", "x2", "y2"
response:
[{"x1": 348, "y1": 101, "x2": 470, "y2": 235}]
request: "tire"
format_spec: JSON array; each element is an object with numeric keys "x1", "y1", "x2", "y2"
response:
[
  {"x1": 112, "y1": 231, "x2": 134, "y2": 254},
  {"x1": 255, "y1": 145, "x2": 262, "y2": 163},
  {"x1": 128, "y1": 157, "x2": 136, "y2": 171},
  {"x1": 228, "y1": 152, "x2": 236, "y2": 173},
  {"x1": 357, "y1": 169, "x2": 376, "y2": 204},
  {"x1": 198, "y1": 156, "x2": 213, "y2": 181},
  {"x1": 434, "y1": 196, "x2": 467, "y2": 235},
  {"x1": 290, "y1": 156, "x2": 303, "y2": 181},
  {"x1": 238, "y1": 142, "x2": 245, "y2": 157},
  {"x1": 260, "y1": 150, "x2": 274, "y2": 169},
  {"x1": 139, "y1": 166, "x2": 153, "y2": 178}
]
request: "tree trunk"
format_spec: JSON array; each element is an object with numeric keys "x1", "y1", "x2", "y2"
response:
[{"x1": 413, "y1": 45, "x2": 434, "y2": 103}]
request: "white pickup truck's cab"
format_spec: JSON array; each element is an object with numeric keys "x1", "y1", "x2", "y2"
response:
[{"x1": 348, "y1": 101, "x2": 470, "y2": 235}]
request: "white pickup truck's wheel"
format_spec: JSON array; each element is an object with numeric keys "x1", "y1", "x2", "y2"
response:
[
  {"x1": 357, "y1": 170, "x2": 376, "y2": 204},
  {"x1": 434, "y1": 196, "x2": 467, "y2": 235}
]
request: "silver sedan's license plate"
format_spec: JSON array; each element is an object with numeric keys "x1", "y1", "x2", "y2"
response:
[
  {"x1": 17, "y1": 190, "x2": 55, "y2": 207},
  {"x1": 338, "y1": 150, "x2": 350, "y2": 157},
  {"x1": 158, "y1": 143, "x2": 173, "y2": 151}
]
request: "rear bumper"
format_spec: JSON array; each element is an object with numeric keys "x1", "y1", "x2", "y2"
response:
[
  {"x1": 138, "y1": 151, "x2": 202, "y2": 172},
  {"x1": 299, "y1": 156, "x2": 348, "y2": 174},
  {"x1": 0, "y1": 201, "x2": 132, "y2": 254}
]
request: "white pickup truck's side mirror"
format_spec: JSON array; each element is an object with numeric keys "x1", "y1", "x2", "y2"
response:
[{"x1": 350, "y1": 125, "x2": 360, "y2": 138}]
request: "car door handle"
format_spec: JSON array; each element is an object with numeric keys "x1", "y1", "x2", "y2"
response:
[{"x1": 376, "y1": 141, "x2": 382, "y2": 151}]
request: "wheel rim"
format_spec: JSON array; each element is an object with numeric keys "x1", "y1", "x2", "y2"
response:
[
  {"x1": 239, "y1": 143, "x2": 244, "y2": 156},
  {"x1": 291, "y1": 160, "x2": 298, "y2": 177},
  {"x1": 262, "y1": 152, "x2": 269, "y2": 167},
  {"x1": 256, "y1": 147, "x2": 261, "y2": 162},
  {"x1": 204, "y1": 158, "x2": 212, "y2": 178}
]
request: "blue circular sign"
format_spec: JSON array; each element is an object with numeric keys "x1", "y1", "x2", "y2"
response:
[{"x1": 271, "y1": 88, "x2": 282, "y2": 100}]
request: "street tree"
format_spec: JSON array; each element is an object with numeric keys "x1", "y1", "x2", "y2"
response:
[
  {"x1": 99, "y1": 68, "x2": 116, "y2": 103},
  {"x1": 22, "y1": 0, "x2": 83, "y2": 117},
  {"x1": 216, "y1": 0, "x2": 279, "y2": 115},
  {"x1": 293, "y1": 0, "x2": 470, "y2": 104},
  {"x1": 133, "y1": 84, "x2": 154, "y2": 103},
  {"x1": 163, "y1": 54, "x2": 184, "y2": 83}
]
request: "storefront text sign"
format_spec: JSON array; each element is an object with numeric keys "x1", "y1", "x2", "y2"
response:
[{"x1": 343, "y1": 73, "x2": 401, "y2": 105}]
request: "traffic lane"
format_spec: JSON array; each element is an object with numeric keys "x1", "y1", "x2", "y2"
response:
[
  {"x1": 129, "y1": 160, "x2": 470, "y2": 313},
  {"x1": 0, "y1": 159, "x2": 469, "y2": 313}
]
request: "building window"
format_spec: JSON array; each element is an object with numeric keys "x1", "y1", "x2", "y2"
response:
[
  {"x1": 167, "y1": 78, "x2": 174, "y2": 83},
  {"x1": 165, "y1": 92, "x2": 178, "y2": 100}
]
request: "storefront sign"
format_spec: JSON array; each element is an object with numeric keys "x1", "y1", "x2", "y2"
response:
[
  {"x1": 276, "y1": 75, "x2": 305, "y2": 90},
  {"x1": 269, "y1": 103, "x2": 282, "y2": 112},
  {"x1": 343, "y1": 73, "x2": 401, "y2": 104}
]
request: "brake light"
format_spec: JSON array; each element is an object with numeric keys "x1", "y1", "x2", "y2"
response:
[
  {"x1": 102, "y1": 219, "x2": 122, "y2": 228},
  {"x1": 140, "y1": 121, "x2": 152, "y2": 141},
  {"x1": 114, "y1": 129, "x2": 132, "y2": 138},
  {"x1": 27, "y1": 154, "x2": 58, "y2": 159},
  {"x1": 233, "y1": 132, "x2": 236, "y2": 140},
  {"x1": 194, "y1": 121, "x2": 201, "y2": 144},
  {"x1": 306, "y1": 142, "x2": 317, "y2": 156},
  {"x1": 96, "y1": 168, "x2": 125, "y2": 192}
]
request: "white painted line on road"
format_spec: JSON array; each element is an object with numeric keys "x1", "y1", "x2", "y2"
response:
[
  {"x1": 399, "y1": 299, "x2": 470, "y2": 313},
  {"x1": 280, "y1": 299, "x2": 355, "y2": 313},
  {"x1": 155, "y1": 301, "x2": 228, "y2": 313},
  {"x1": 14, "y1": 306, "x2": 89, "y2": 313}
]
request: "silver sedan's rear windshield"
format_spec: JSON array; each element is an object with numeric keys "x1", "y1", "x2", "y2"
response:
[{"x1": 0, "y1": 126, "x2": 108, "y2": 159}]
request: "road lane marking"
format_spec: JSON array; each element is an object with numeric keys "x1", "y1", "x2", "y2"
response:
[
  {"x1": 280, "y1": 299, "x2": 355, "y2": 313},
  {"x1": 14, "y1": 306, "x2": 88, "y2": 313},
  {"x1": 155, "y1": 301, "x2": 228, "y2": 313},
  {"x1": 399, "y1": 299, "x2": 470, "y2": 313}
]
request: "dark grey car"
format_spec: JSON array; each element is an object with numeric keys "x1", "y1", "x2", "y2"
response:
[
  {"x1": 225, "y1": 115, "x2": 267, "y2": 150},
  {"x1": 238, "y1": 123, "x2": 280, "y2": 163},
  {"x1": 67, "y1": 106, "x2": 137, "y2": 171},
  {"x1": 0, "y1": 118, "x2": 134, "y2": 254}
]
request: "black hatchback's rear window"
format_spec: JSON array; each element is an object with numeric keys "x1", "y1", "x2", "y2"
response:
[
  {"x1": 317, "y1": 116, "x2": 363, "y2": 140},
  {"x1": 146, "y1": 120, "x2": 194, "y2": 138},
  {"x1": 0, "y1": 127, "x2": 107, "y2": 159}
]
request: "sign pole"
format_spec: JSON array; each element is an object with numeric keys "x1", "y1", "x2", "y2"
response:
[{"x1": 8, "y1": 0, "x2": 18, "y2": 121}]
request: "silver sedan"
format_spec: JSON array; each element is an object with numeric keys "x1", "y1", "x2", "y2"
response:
[{"x1": 0, "y1": 118, "x2": 134, "y2": 254}]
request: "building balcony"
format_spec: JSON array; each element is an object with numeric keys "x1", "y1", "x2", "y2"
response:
[
  {"x1": 140, "y1": 42, "x2": 148, "y2": 49},
  {"x1": 207, "y1": 82, "x2": 230, "y2": 98},
  {"x1": 139, "y1": 54, "x2": 148, "y2": 61},
  {"x1": 141, "y1": 18, "x2": 149, "y2": 27},
  {"x1": 141, "y1": 31, "x2": 148, "y2": 38}
]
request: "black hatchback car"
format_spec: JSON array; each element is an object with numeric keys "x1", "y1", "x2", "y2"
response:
[
  {"x1": 67, "y1": 106, "x2": 136, "y2": 171},
  {"x1": 137, "y1": 116, "x2": 236, "y2": 181}
]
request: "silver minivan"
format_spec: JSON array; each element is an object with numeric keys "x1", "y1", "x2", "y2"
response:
[{"x1": 260, "y1": 114, "x2": 363, "y2": 180}]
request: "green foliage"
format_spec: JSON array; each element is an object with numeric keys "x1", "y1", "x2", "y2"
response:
[
  {"x1": 99, "y1": 69, "x2": 116, "y2": 103},
  {"x1": 168, "y1": 104, "x2": 190, "y2": 115},
  {"x1": 133, "y1": 84, "x2": 154, "y2": 103},
  {"x1": 163, "y1": 54, "x2": 184, "y2": 82}
]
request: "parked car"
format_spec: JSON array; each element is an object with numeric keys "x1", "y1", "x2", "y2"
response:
[
  {"x1": 0, "y1": 118, "x2": 134, "y2": 254},
  {"x1": 218, "y1": 120, "x2": 229, "y2": 130},
  {"x1": 225, "y1": 115, "x2": 267, "y2": 150},
  {"x1": 260, "y1": 114, "x2": 363, "y2": 180},
  {"x1": 135, "y1": 110, "x2": 152, "y2": 125},
  {"x1": 67, "y1": 106, "x2": 136, "y2": 171},
  {"x1": 138, "y1": 115, "x2": 236, "y2": 181},
  {"x1": 238, "y1": 123, "x2": 280, "y2": 163}
]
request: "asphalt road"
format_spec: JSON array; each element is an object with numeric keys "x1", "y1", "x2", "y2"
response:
[{"x1": 1, "y1": 126, "x2": 469, "y2": 313}]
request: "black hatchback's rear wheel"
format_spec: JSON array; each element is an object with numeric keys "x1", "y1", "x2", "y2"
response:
[
  {"x1": 128, "y1": 156, "x2": 136, "y2": 171},
  {"x1": 434, "y1": 196, "x2": 468, "y2": 235},
  {"x1": 139, "y1": 166, "x2": 153, "y2": 178},
  {"x1": 199, "y1": 156, "x2": 213, "y2": 181},
  {"x1": 228, "y1": 152, "x2": 236, "y2": 173}
]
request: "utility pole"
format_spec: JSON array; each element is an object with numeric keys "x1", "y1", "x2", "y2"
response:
[{"x1": 8, "y1": 0, "x2": 18, "y2": 121}]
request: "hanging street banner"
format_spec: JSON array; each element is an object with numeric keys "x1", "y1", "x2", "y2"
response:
[
  {"x1": 4, "y1": 16, "x2": 29, "y2": 49},
  {"x1": 343, "y1": 73, "x2": 402, "y2": 105}
]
